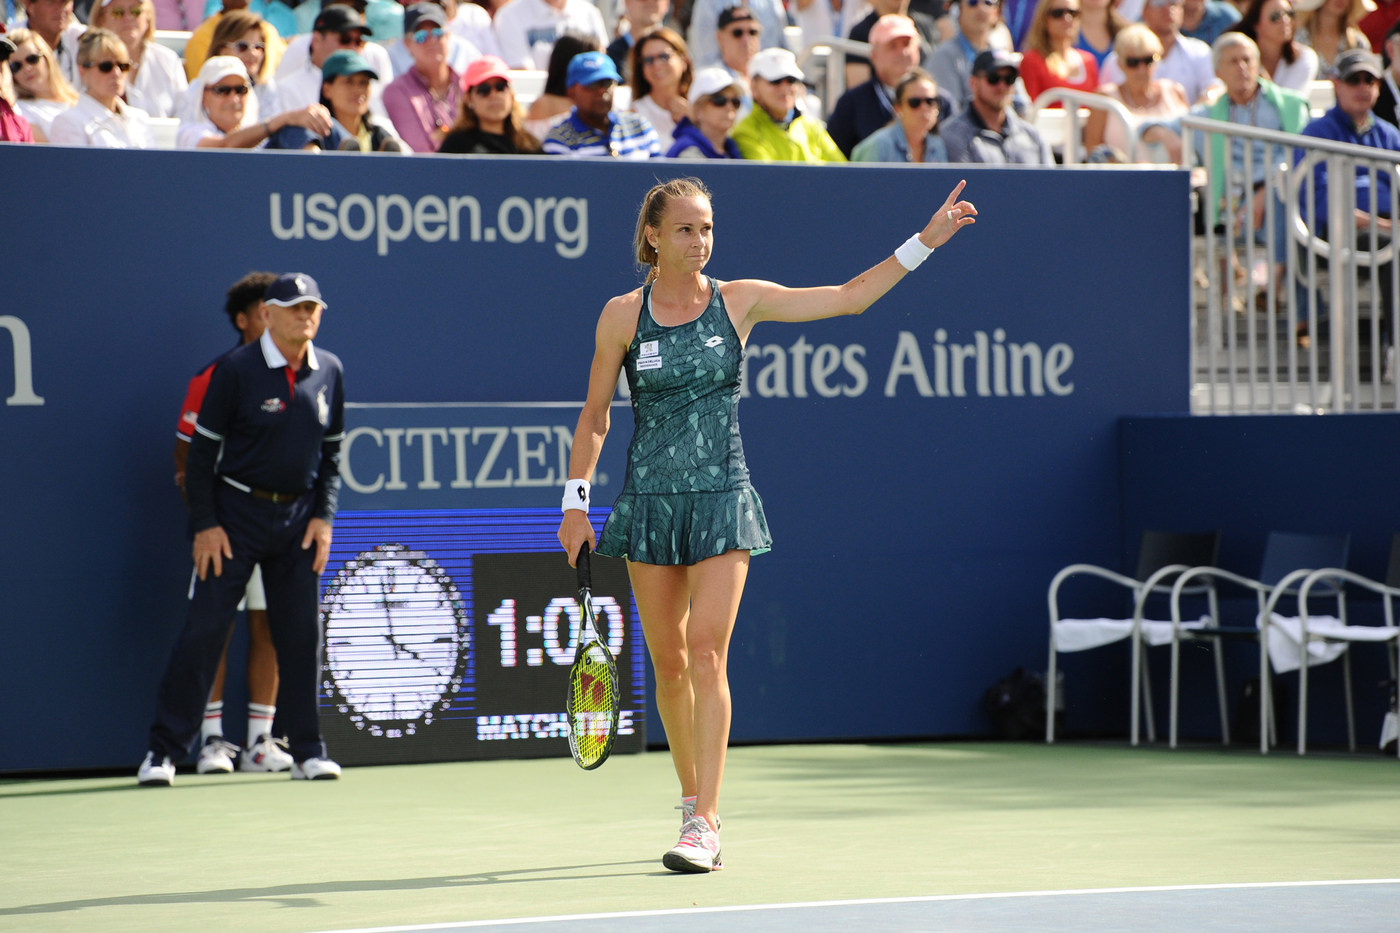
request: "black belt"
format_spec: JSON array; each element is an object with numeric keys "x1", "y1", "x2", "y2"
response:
[{"x1": 221, "y1": 476, "x2": 306, "y2": 503}]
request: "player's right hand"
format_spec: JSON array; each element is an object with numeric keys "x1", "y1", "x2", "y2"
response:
[
  {"x1": 558, "y1": 511, "x2": 596, "y2": 567},
  {"x1": 193, "y1": 526, "x2": 234, "y2": 580}
]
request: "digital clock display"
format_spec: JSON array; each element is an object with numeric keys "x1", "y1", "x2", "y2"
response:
[{"x1": 317, "y1": 508, "x2": 647, "y2": 766}]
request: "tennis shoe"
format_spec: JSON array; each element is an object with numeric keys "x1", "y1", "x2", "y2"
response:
[
  {"x1": 196, "y1": 736, "x2": 239, "y2": 774},
  {"x1": 137, "y1": 752, "x2": 175, "y2": 786},
  {"x1": 677, "y1": 798, "x2": 721, "y2": 830},
  {"x1": 240, "y1": 734, "x2": 294, "y2": 773},
  {"x1": 663, "y1": 815, "x2": 722, "y2": 873},
  {"x1": 291, "y1": 757, "x2": 342, "y2": 780}
]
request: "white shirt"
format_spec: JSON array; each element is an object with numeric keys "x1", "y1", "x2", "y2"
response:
[
  {"x1": 48, "y1": 93, "x2": 154, "y2": 148},
  {"x1": 15, "y1": 97, "x2": 72, "y2": 138},
  {"x1": 130, "y1": 41, "x2": 189, "y2": 119},
  {"x1": 274, "y1": 36, "x2": 394, "y2": 122},
  {"x1": 1268, "y1": 45, "x2": 1319, "y2": 92},
  {"x1": 491, "y1": 0, "x2": 608, "y2": 70},
  {"x1": 1100, "y1": 33, "x2": 1219, "y2": 104},
  {"x1": 176, "y1": 115, "x2": 224, "y2": 148},
  {"x1": 451, "y1": 2, "x2": 504, "y2": 60},
  {"x1": 631, "y1": 94, "x2": 678, "y2": 144}
]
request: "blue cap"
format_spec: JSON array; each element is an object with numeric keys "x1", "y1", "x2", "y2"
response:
[
  {"x1": 321, "y1": 49, "x2": 379, "y2": 81},
  {"x1": 265, "y1": 273, "x2": 327, "y2": 309},
  {"x1": 566, "y1": 51, "x2": 621, "y2": 88}
]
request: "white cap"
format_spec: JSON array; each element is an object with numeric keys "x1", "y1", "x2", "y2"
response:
[
  {"x1": 688, "y1": 66, "x2": 744, "y2": 104},
  {"x1": 747, "y1": 47, "x2": 803, "y2": 83},
  {"x1": 197, "y1": 55, "x2": 250, "y2": 89}
]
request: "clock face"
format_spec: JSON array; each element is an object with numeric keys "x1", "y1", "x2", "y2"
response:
[{"x1": 320, "y1": 544, "x2": 469, "y2": 736}]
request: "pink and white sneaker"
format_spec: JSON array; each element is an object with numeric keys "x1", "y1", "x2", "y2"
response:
[{"x1": 663, "y1": 814, "x2": 722, "y2": 873}]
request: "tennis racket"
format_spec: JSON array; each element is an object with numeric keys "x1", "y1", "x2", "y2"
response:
[{"x1": 566, "y1": 543, "x2": 621, "y2": 770}]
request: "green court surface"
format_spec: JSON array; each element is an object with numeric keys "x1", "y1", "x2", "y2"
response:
[{"x1": 3, "y1": 742, "x2": 1398, "y2": 932}]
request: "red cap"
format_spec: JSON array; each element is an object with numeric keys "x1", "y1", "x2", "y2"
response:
[{"x1": 461, "y1": 55, "x2": 511, "y2": 92}]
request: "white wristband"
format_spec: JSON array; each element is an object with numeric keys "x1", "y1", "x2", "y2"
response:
[
  {"x1": 562, "y1": 478, "x2": 591, "y2": 513},
  {"x1": 894, "y1": 234, "x2": 934, "y2": 272}
]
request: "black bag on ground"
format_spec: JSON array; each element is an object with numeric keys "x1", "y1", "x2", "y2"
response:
[{"x1": 984, "y1": 667, "x2": 1047, "y2": 740}]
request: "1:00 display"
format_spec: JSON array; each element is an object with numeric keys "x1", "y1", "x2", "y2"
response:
[{"x1": 484, "y1": 597, "x2": 624, "y2": 667}]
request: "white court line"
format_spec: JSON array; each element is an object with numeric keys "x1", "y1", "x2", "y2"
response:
[{"x1": 305, "y1": 878, "x2": 1400, "y2": 933}]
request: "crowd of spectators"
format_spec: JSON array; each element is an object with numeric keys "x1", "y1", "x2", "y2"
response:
[{"x1": 1, "y1": 0, "x2": 1398, "y2": 167}]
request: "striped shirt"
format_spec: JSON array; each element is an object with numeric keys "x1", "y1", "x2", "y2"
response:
[{"x1": 542, "y1": 109, "x2": 661, "y2": 159}]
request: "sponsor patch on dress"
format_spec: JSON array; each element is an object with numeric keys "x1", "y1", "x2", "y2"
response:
[
  {"x1": 639, "y1": 340, "x2": 660, "y2": 358},
  {"x1": 636, "y1": 357, "x2": 663, "y2": 371},
  {"x1": 261, "y1": 398, "x2": 286, "y2": 414}
]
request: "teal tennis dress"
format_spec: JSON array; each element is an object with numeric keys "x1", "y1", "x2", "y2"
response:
[{"x1": 596, "y1": 277, "x2": 772, "y2": 566}]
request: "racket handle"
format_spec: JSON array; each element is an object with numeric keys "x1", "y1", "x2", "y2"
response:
[{"x1": 576, "y1": 541, "x2": 592, "y2": 591}]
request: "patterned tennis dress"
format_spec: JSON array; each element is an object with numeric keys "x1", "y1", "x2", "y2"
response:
[{"x1": 596, "y1": 277, "x2": 772, "y2": 566}]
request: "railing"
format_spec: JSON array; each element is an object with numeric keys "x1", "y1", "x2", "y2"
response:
[
  {"x1": 1182, "y1": 114, "x2": 1400, "y2": 414},
  {"x1": 795, "y1": 36, "x2": 870, "y2": 119},
  {"x1": 1028, "y1": 87, "x2": 1141, "y2": 165}
]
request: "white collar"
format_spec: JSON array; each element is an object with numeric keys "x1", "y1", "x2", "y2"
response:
[{"x1": 259, "y1": 328, "x2": 319, "y2": 370}]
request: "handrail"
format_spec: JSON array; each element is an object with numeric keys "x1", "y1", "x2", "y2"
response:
[
  {"x1": 795, "y1": 37, "x2": 871, "y2": 117},
  {"x1": 1028, "y1": 87, "x2": 1141, "y2": 164}
]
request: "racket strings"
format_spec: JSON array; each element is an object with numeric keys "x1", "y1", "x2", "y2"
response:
[{"x1": 567, "y1": 642, "x2": 618, "y2": 767}]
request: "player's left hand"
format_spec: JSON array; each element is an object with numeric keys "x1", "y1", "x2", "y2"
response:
[
  {"x1": 920, "y1": 180, "x2": 977, "y2": 249},
  {"x1": 303, "y1": 517, "x2": 333, "y2": 574}
]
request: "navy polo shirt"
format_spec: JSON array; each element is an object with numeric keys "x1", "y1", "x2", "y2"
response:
[
  {"x1": 186, "y1": 330, "x2": 345, "y2": 532},
  {"x1": 1298, "y1": 106, "x2": 1400, "y2": 226}
]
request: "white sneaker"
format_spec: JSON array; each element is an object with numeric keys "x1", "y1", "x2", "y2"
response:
[
  {"x1": 663, "y1": 815, "x2": 722, "y2": 873},
  {"x1": 291, "y1": 757, "x2": 342, "y2": 780},
  {"x1": 240, "y1": 734, "x2": 294, "y2": 773},
  {"x1": 677, "y1": 798, "x2": 721, "y2": 830},
  {"x1": 196, "y1": 737, "x2": 238, "y2": 774},
  {"x1": 137, "y1": 752, "x2": 175, "y2": 786}
]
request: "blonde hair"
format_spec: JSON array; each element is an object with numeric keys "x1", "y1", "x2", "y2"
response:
[
  {"x1": 634, "y1": 177, "x2": 712, "y2": 283},
  {"x1": 77, "y1": 28, "x2": 131, "y2": 68},
  {"x1": 1113, "y1": 23, "x2": 1164, "y2": 60},
  {"x1": 6, "y1": 28, "x2": 80, "y2": 104},
  {"x1": 89, "y1": 0, "x2": 156, "y2": 49}
]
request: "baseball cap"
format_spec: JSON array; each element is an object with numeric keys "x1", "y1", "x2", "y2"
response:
[
  {"x1": 566, "y1": 50, "x2": 621, "y2": 87},
  {"x1": 314, "y1": 5, "x2": 373, "y2": 36},
  {"x1": 869, "y1": 14, "x2": 918, "y2": 47},
  {"x1": 717, "y1": 5, "x2": 757, "y2": 29},
  {"x1": 403, "y1": 2, "x2": 446, "y2": 34},
  {"x1": 688, "y1": 66, "x2": 743, "y2": 104},
  {"x1": 461, "y1": 54, "x2": 510, "y2": 91},
  {"x1": 197, "y1": 55, "x2": 250, "y2": 88},
  {"x1": 1335, "y1": 48, "x2": 1382, "y2": 80},
  {"x1": 265, "y1": 273, "x2": 327, "y2": 309},
  {"x1": 748, "y1": 47, "x2": 803, "y2": 83},
  {"x1": 972, "y1": 48, "x2": 1021, "y2": 76},
  {"x1": 321, "y1": 48, "x2": 379, "y2": 80}
]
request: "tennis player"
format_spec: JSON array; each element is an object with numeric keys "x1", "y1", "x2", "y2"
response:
[{"x1": 557, "y1": 176, "x2": 976, "y2": 873}]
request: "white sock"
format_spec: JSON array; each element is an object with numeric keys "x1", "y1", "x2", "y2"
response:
[
  {"x1": 247, "y1": 703, "x2": 275, "y2": 746},
  {"x1": 201, "y1": 701, "x2": 223, "y2": 743}
]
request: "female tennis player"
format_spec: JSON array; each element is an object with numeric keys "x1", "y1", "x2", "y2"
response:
[{"x1": 558, "y1": 176, "x2": 976, "y2": 873}]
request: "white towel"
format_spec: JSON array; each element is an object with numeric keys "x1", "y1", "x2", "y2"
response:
[
  {"x1": 1054, "y1": 617, "x2": 1210, "y2": 653},
  {"x1": 1261, "y1": 613, "x2": 1400, "y2": 674}
]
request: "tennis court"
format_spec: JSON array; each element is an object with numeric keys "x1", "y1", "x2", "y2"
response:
[{"x1": 4, "y1": 742, "x2": 1397, "y2": 932}]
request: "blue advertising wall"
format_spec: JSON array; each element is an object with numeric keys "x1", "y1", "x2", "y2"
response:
[{"x1": 0, "y1": 145, "x2": 1190, "y2": 772}]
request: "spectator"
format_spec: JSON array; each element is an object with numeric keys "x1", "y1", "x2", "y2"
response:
[
  {"x1": 629, "y1": 25, "x2": 691, "y2": 143},
  {"x1": 1228, "y1": 0, "x2": 1319, "y2": 88},
  {"x1": 851, "y1": 66, "x2": 949, "y2": 160},
  {"x1": 148, "y1": 0, "x2": 200, "y2": 29},
  {"x1": 1295, "y1": 0, "x2": 1373, "y2": 79},
  {"x1": 1183, "y1": 0, "x2": 1243, "y2": 45},
  {"x1": 276, "y1": 3, "x2": 394, "y2": 123},
  {"x1": 827, "y1": 14, "x2": 923, "y2": 156},
  {"x1": 1359, "y1": 0, "x2": 1400, "y2": 49},
  {"x1": 941, "y1": 47, "x2": 1053, "y2": 159},
  {"x1": 7, "y1": 29, "x2": 80, "y2": 140},
  {"x1": 1019, "y1": 0, "x2": 1098, "y2": 105},
  {"x1": 319, "y1": 47, "x2": 404, "y2": 147},
  {"x1": 930, "y1": 0, "x2": 1014, "y2": 114},
  {"x1": 1076, "y1": 0, "x2": 1127, "y2": 67},
  {"x1": 48, "y1": 27, "x2": 154, "y2": 145},
  {"x1": 20, "y1": 0, "x2": 88, "y2": 86},
  {"x1": 542, "y1": 49, "x2": 660, "y2": 154},
  {"x1": 0, "y1": 36, "x2": 36, "y2": 141},
  {"x1": 439, "y1": 53, "x2": 544, "y2": 150},
  {"x1": 383, "y1": 3, "x2": 465, "y2": 149},
  {"x1": 447, "y1": 0, "x2": 505, "y2": 60},
  {"x1": 845, "y1": 0, "x2": 947, "y2": 90},
  {"x1": 491, "y1": 0, "x2": 607, "y2": 69},
  {"x1": 386, "y1": 0, "x2": 482, "y2": 78},
  {"x1": 1376, "y1": 19, "x2": 1400, "y2": 124},
  {"x1": 731, "y1": 46, "x2": 845, "y2": 159},
  {"x1": 687, "y1": 0, "x2": 783, "y2": 68},
  {"x1": 89, "y1": 0, "x2": 187, "y2": 118},
  {"x1": 1085, "y1": 22, "x2": 1189, "y2": 161},
  {"x1": 1099, "y1": 0, "x2": 1218, "y2": 103},
  {"x1": 186, "y1": 5, "x2": 288, "y2": 86},
  {"x1": 665, "y1": 63, "x2": 742, "y2": 154},
  {"x1": 608, "y1": 0, "x2": 671, "y2": 80},
  {"x1": 713, "y1": 4, "x2": 760, "y2": 84},
  {"x1": 178, "y1": 54, "x2": 333, "y2": 146},
  {"x1": 524, "y1": 31, "x2": 598, "y2": 138},
  {"x1": 208, "y1": 10, "x2": 284, "y2": 118}
]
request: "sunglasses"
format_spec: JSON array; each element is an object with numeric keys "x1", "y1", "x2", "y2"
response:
[
  {"x1": 326, "y1": 30, "x2": 364, "y2": 45},
  {"x1": 764, "y1": 75, "x2": 802, "y2": 85},
  {"x1": 981, "y1": 70, "x2": 1016, "y2": 85},
  {"x1": 85, "y1": 60, "x2": 132, "y2": 72},
  {"x1": 208, "y1": 83, "x2": 250, "y2": 96},
  {"x1": 1343, "y1": 72, "x2": 1378, "y2": 85},
  {"x1": 225, "y1": 40, "x2": 266, "y2": 54},
  {"x1": 472, "y1": 78, "x2": 510, "y2": 95},
  {"x1": 8, "y1": 53, "x2": 42, "y2": 73},
  {"x1": 963, "y1": 0, "x2": 1000, "y2": 7},
  {"x1": 1047, "y1": 7, "x2": 1080, "y2": 18},
  {"x1": 412, "y1": 27, "x2": 444, "y2": 43},
  {"x1": 1268, "y1": 8, "x2": 1294, "y2": 21},
  {"x1": 104, "y1": 4, "x2": 144, "y2": 17},
  {"x1": 1123, "y1": 54, "x2": 1159, "y2": 67},
  {"x1": 707, "y1": 93, "x2": 742, "y2": 107},
  {"x1": 728, "y1": 26, "x2": 761, "y2": 37},
  {"x1": 903, "y1": 95, "x2": 940, "y2": 109},
  {"x1": 641, "y1": 50, "x2": 674, "y2": 66}
]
